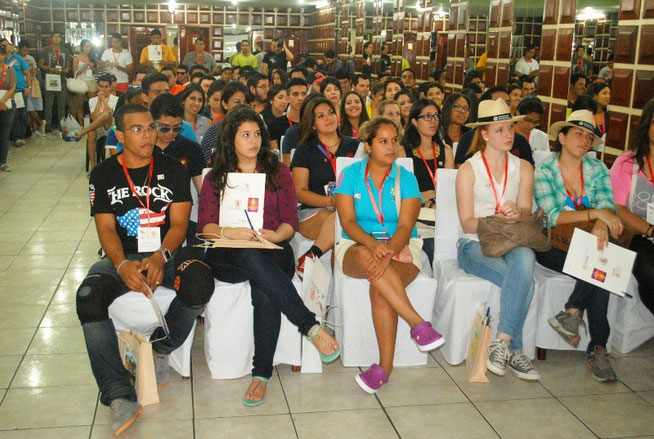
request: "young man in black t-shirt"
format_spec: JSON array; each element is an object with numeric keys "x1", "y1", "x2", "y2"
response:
[
  {"x1": 262, "y1": 37, "x2": 295, "y2": 75},
  {"x1": 150, "y1": 93, "x2": 207, "y2": 244},
  {"x1": 269, "y1": 78, "x2": 308, "y2": 151},
  {"x1": 78, "y1": 103, "x2": 213, "y2": 436}
]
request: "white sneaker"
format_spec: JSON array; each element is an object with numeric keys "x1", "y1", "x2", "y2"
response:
[
  {"x1": 14, "y1": 139, "x2": 26, "y2": 147},
  {"x1": 0, "y1": 164, "x2": 11, "y2": 172}
]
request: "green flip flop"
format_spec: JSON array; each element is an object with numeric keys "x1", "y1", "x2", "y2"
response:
[
  {"x1": 307, "y1": 324, "x2": 341, "y2": 363},
  {"x1": 242, "y1": 376, "x2": 269, "y2": 407}
]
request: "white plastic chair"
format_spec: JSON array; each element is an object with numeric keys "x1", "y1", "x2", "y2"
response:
[{"x1": 330, "y1": 157, "x2": 438, "y2": 367}]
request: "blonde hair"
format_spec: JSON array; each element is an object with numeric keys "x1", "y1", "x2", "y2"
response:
[{"x1": 467, "y1": 127, "x2": 488, "y2": 156}]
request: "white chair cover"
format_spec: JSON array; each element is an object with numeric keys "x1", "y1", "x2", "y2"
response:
[
  {"x1": 609, "y1": 276, "x2": 654, "y2": 353},
  {"x1": 431, "y1": 168, "x2": 538, "y2": 365},
  {"x1": 108, "y1": 287, "x2": 196, "y2": 378},
  {"x1": 203, "y1": 279, "x2": 302, "y2": 379}
]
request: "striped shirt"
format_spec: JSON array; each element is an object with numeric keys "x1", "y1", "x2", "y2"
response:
[{"x1": 534, "y1": 153, "x2": 616, "y2": 226}]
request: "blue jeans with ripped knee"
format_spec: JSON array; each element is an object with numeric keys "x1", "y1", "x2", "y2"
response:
[{"x1": 457, "y1": 238, "x2": 536, "y2": 350}]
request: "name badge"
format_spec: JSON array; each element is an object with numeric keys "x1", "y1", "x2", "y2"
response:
[
  {"x1": 371, "y1": 230, "x2": 390, "y2": 241},
  {"x1": 648, "y1": 202, "x2": 654, "y2": 224},
  {"x1": 55, "y1": 65, "x2": 62, "y2": 71},
  {"x1": 137, "y1": 227, "x2": 161, "y2": 253},
  {"x1": 85, "y1": 69, "x2": 93, "y2": 80},
  {"x1": 324, "y1": 181, "x2": 336, "y2": 197}
]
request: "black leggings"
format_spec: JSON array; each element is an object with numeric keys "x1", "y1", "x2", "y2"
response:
[
  {"x1": 536, "y1": 246, "x2": 610, "y2": 352},
  {"x1": 205, "y1": 241, "x2": 317, "y2": 379},
  {"x1": 630, "y1": 234, "x2": 654, "y2": 315}
]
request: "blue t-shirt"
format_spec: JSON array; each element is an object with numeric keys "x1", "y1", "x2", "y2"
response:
[
  {"x1": 108, "y1": 120, "x2": 198, "y2": 152},
  {"x1": 334, "y1": 157, "x2": 422, "y2": 240},
  {"x1": 5, "y1": 54, "x2": 29, "y2": 92}
]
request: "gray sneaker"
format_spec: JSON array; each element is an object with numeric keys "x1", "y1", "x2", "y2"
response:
[
  {"x1": 548, "y1": 310, "x2": 587, "y2": 348},
  {"x1": 587, "y1": 346, "x2": 617, "y2": 382},
  {"x1": 153, "y1": 350, "x2": 170, "y2": 386},
  {"x1": 508, "y1": 350, "x2": 541, "y2": 381},
  {"x1": 0, "y1": 164, "x2": 11, "y2": 172},
  {"x1": 110, "y1": 398, "x2": 142, "y2": 436},
  {"x1": 486, "y1": 339, "x2": 510, "y2": 376}
]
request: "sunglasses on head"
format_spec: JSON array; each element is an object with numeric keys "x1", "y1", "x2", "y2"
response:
[{"x1": 156, "y1": 123, "x2": 183, "y2": 133}]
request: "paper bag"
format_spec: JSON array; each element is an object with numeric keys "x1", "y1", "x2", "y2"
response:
[
  {"x1": 117, "y1": 329, "x2": 160, "y2": 406},
  {"x1": 31, "y1": 79, "x2": 42, "y2": 99},
  {"x1": 0, "y1": 90, "x2": 13, "y2": 109},
  {"x1": 300, "y1": 257, "x2": 331, "y2": 373},
  {"x1": 466, "y1": 304, "x2": 491, "y2": 383},
  {"x1": 45, "y1": 73, "x2": 62, "y2": 92}
]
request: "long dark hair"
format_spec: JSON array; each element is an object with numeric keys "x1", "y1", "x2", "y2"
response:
[
  {"x1": 340, "y1": 91, "x2": 369, "y2": 137},
  {"x1": 209, "y1": 105, "x2": 280, "y2": 196},
  {"x1": 401, "y1": 98, "x2": 444, "y2": 153},
  {"x1": 630, "y1": 98, "x2": 654, "y2": 172},
  {"x1": 178, "y1": 82, "x2": 206, "y2": 109},
  {"x1": 299, "y1": 96, "x2": 338, "y2": 143},
  {"x1": 440, "y1": 93, "x2": 471, "y2": 145}
]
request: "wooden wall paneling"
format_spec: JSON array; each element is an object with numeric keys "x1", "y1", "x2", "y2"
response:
[
  {"x1": 540, "y1": 29, "x2": 556, "y2": 60},
  {"x1": 538, "y1": 64, "x2": 554, "y2": 96},
  {"x1": 556, "y1": 28, "x2": 573, "y2": 61},
  {"x1": 147, "y1": 11, "x2": 158, "y2": 22},
  {"x1": 630, "y1": 115, "x2": 640, "y2": 142},
  {"x1": 559, "y1": 0, "x2": 576, "y2": 23},
  {"x1": 615, "y1": 25, "x2": 638, "y2": 63},
  {"x1": 541, "y1": 101, "x2": 551, "y2": 133},
  {"x1": 187, "y1": 13, "x2": 198, "y2": 24},
  {"x1": 446, "y1": 59, "x2": 454, "y2": 84},
  {"x1": 610, "y1": 69, "x2": 634, "y2": 107},
  {"x1": 488, "y1": 31, "x2": 499, "y2": 58},
  {"x1": 501, "y1": 0, "x2": 513, "y2": 27},
  {"x1": 454, "y1": 61, "x2": 464, "y2": 85},
  {"x1": 552, "y1": 66, "x2": 570, "y2": 98},
  {"x1": 489, "y1": 1, "x2": 500, "y2": 28},
  {"x1": 447, "y1": 33, "x2": 456, "y2": 57},
  {"x1": 620, "y1": 0, "x2": 641, "y2": 20},
  {"x1": 550, "y1": 103, "x2": 567, "y2": 125},
  {"x1": 645, "y1": 0, "x2": 654, "y2": 18},
  {"x1": 458, "y1": 4, "x2": 467, "y2": 30},
  {"x1": 496, "y1": 62, "x2": 509, "y2": 85},
  {"x1": 499, "y1": 30, "x2": 511, "y2": 58},
  {"x1": 456, "y1": 33, "x2": 465, "y2": 57},
  {"x1": 639, "y1": 25, "x2": 654, "y2": 65},
  {"x1": 174, "y1": 12, "x2": 184, "y2": 24},
  {"x1": 543, "y1": 0, "x2": 559, "y2": 24},
  {"x1": 634, "y1": 70, "x2": 654, "y2": 108},
  {"x1": 160, "y1": 11, "x2": 171, "y2": 23},
  {"x1": 606, "y1": 112, "x2": 628, "y2": 148},
  {"x1": 485, "y1": 61, "x2": 497, "y2": 86},
  {"x1": 449, "y1": 5, "x2": 458, "y2": 30},
  {"x1": 199, "y1": 12, "x2": 210, "y2": 24}
]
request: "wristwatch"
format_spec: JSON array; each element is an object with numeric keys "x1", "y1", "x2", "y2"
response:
[{"x1": 159, "y1": 248, "x2": 172, "y2": 262}]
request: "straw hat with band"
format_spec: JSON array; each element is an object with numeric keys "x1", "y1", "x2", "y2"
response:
[
  {"x1": 547, "y1": 109, "x2": 603, "y2": 148},
  {"x1": 465, "y1": 98, "x2": 525, "y2": 128}
]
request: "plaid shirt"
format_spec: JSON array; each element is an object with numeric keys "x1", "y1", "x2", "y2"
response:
[{"x1": 534, "y1": 153, "x2": 616, "y2": 226}]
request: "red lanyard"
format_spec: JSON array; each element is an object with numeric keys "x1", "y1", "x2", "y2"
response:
[
  {"x1": 416, "y1": 142, "x2": 438, "y2": 188},
  {"x1": 316, "y1": 144, "x2": 336, "y2": 176},
  {"x1": 0, "y1": 65, "x2": 5, "y2": 89},
  {"x1": 352, "y1": 127, "x2": 359, "y2": 139},
  {"x1": 120, "y1": 155, "x2": 154, "y2": 223},
  {"x1": 52, "y1": 47, "x2": 61, "y2": 65},
  {"x1": 594, "y1": 113, "x2": 606, "y2": 137},
  {"x1": 563, "y1": 163, "x2": 585, "y2": 210},
  {"x1": 645, "y1": 156, "x2": 654, "y2": 184},
  {"x1": 364, "y1": 163, "x2": 392, "y2": 227},
  {"x1": 113, "y1": 50, "x2": 120, "y2": 63},
  {"x1": 287, "y1": 114, "x2": 293, "y2": 126},
  {"x1": 481, "y1": 152, "x2": 509, "y2": 213}
]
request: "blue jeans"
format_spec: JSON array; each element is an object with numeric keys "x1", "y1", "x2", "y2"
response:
[
  {"x1": 0, "y1": 107, "x2": 16, "y2": 164},
  {"x1": 457, "y1": 239, "x2": 536, "y2": 350},
  {"x1": 77, "y1": 247, "x2": 213, "y2": 406}
]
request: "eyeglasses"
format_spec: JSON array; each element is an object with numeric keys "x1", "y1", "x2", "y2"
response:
[
  {"x1": 176, "y1": 71, "x2": 186, "y2": 75},
  {"x1": 124, "y1": 123, "x2": 158, "y2": 135},
  {"x1": 453, "y1": 105, "x2": 470, "y2": 113},
  {"x1": 522, "y1": 117, "x2": 541, "y2": 127},
  {"x1": 156, "y1": 123, "x2": 183, "y2": 133},
  {"x1": 417, "y1": 113, "x2": 441, "y2": 121}
]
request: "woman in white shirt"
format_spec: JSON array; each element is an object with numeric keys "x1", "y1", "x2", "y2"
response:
[{"x1": 455, "y1": 99, "x2": 540, "y2": 381}]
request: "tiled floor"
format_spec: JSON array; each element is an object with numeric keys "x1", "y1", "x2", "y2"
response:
[{"x1": 0, "y1": 136, "x2": 653, "y2": 439}]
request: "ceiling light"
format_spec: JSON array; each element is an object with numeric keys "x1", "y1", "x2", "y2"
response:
[
  {"x1": 577, "y1": 7, "x2": 605, "y2": 21},
  {"x1": 167, "y1": 0, "x2": 176, "y2": 14},
  {"x1": 315, "y1": 1, "x2": 330, "y2": 8}
]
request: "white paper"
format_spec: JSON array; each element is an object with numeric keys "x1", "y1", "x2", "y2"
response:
[
  {"x1": 137, "y1": 227, "x2": 161, "y2": 253},
  {"x1": 0, "y1": 90, "x2": 12, "y2": 109},
  {"x1": 563, "y1": 228, "x2": 637, "y2": 296},
  {"x1": 219, "y1": 172, "x2": 266, "y2": 230},
  {"x1": 148, "y1": 45, "x2": 163, "y2": 63},
  {"x1": 45, "y1": 73, "x2": 62, "y2": 92},
  {"x1": 13, "y1": 92, "x2": 25, "y2": 109},
  {"x1": 648, "y1": 202, "x2": 654, "y2": 224}
]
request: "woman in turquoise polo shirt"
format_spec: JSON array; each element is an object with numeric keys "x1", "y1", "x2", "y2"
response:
[{"x1": 334, "y1": 117, "x2": 444, "y2": 394}]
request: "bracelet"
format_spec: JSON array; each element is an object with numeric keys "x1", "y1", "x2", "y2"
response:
[
  {"x1": 220, "y1": 226, "x2": 230, "y2": 240},
  {"x1": 116, "y1": 259, "x2": 129, "y2": 274}
]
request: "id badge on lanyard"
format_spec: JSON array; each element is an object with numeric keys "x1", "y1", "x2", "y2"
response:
[{"x1": 138, "y1": 227, "x2": 161, "y2": 252}]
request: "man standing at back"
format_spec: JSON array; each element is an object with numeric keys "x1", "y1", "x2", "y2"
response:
[
  {"x1": 230, "y1": 40, "x2": 258, "y2": 69},
  {"x1": 39, "y1": 31, "x2": 71, "y2": 133},
  {"x1": 182, "y1": 37, "x2": 216, "y2": 74},
  {"x1": 100, "y1": 33, "x2": 133, "y2": 94},
  {"x1": 262, "y1": 38, "x2": 294, "y2": 76},
  {"x1": 139, "y1": 29, "x2": 177, "y2": 71}
]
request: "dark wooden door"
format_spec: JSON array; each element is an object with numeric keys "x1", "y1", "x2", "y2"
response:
[
  {"x1": 179, "y1": 26, "x2": 211, "y2": 66},
  {"x1": 129, "y1": 25, "x2": 167, "y2": 70},
  {"x1": 277, "y1": 30, "x2": 307, "y2": 68},
  {"x1": 435, "y1": 32, "x2": 448, "y2": 71}
]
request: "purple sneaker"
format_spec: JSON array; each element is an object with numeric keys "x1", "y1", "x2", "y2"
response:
[
  {"x1": 410, "y1": 321, "x2": 445, "y2": 352},
  {"x1": 355, "y1": 364, "x2": 389, "y2": 394}
]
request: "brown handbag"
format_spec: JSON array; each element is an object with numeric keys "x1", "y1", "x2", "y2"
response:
[
  {"x1": 477, "y1": 209, "x2": 552, "y2": 258},
  {"x1": 550, "y1": 221, "x2": 635, "y2": 252}
]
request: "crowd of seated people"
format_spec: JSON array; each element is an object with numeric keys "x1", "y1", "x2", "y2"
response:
[{"x1": 3, "y1": 32, "x2": 651, "y2": 436}]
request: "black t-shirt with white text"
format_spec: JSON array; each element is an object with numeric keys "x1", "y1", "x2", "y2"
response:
[
  {"x1": 155, "y1": 135, "x2": 206, "y2": 178},
  {"x1": 269, "y1": 115, "x2": 298, "y2": 146},
  {"x1": 263, "y1": 50, "x2": 288, "y2": 72},
  {"x1": 290, "y1": 135, "x2": 360, "y2": 209},
  {"x1": 89, "y1": 154, "x2": 191, "y2": 255}
]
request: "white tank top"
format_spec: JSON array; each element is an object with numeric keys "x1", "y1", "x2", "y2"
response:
[{"x1": 460, "y1": 151, "x2": 522, "y2": 241}]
